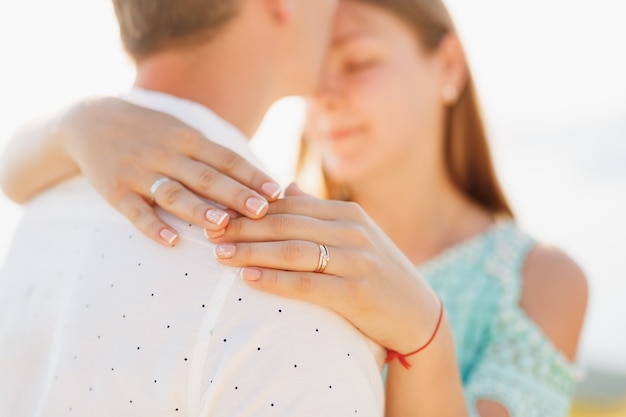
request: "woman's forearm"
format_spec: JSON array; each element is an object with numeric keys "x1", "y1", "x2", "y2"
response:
[{"x1": 0, "y1": 109, "x2": 79, "y2": 203}]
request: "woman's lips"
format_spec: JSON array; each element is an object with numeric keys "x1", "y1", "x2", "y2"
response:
[{"x1": 326, "y1": 126, "x2": 365, "y2": 141}]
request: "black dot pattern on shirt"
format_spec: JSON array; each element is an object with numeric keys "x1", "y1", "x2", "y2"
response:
[{"x1": 32, "y1": 229, "x2": 377, "y2": 417}]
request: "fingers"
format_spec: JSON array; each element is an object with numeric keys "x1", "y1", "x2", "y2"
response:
[
  {"x1": 209, "y1": 214, "x2": 347, "y2": 246},
  {"x1": 267, "y1": 197, "x2": 341, "y2": 219},
  {"x1": 182, "y1": 134, "x2": 282, "y2": 202},
  {"x1": 117, "y1": 193, "x2": 180, "y2": 247},
  {"x1": 122, "y1": 126, "x2": 282, "y2": 221},
  {"x1": 238, "y1": 267, "x2": 348, "y2": 311},
  {"x1": 151, "y1": 178, "x2": 230, "y2": 232},
  {"x1": 213, "y1": 240, "x2": 358, "y2": 276},
  {"x1": 283, "y1": 182, "x2": 309, "y2": 197},
  {"x1": 267, "y1": 196, "x2": 366, "y2": 223},
  {"x1": 167, "y1": 157, "x2": 271, "y2": 219}
]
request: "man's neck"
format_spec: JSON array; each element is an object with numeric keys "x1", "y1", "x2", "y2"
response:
[{"x1": 134, "y1": 39, "x2": 279, "y2": 139}]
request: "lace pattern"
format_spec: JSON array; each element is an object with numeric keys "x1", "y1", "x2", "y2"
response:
[{"x1": 418, "y1": 221, "x2": 581, "y2": 416}]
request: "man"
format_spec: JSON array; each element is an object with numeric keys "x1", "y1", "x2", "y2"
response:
[{"x1": 0, "y1": 1, "x2": 385, "y2": 415}]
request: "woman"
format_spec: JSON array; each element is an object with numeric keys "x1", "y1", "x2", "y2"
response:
[{"x1": 0, "y1": 0, "x2": 587, "y2": 416}]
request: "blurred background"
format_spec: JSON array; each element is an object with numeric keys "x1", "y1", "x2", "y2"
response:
[{"x1": 0, "y1": 1, "x2": 624, "y2": 415}]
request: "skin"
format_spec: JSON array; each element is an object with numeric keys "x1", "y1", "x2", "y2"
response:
[{"x1": 0, "y1": 1, "x2": 588, "y2": 416}]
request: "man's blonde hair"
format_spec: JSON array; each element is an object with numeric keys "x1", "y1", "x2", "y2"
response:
[{"x1": 112, "y1": 0, "x2": 241, "y2": 61}]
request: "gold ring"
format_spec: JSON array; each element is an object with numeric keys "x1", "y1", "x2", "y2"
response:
[
  {"x1": 314, "y1": 244, "x2": 330, "y2": 273},
  {"x1": 149, "y1": 177, "x2": 171, "y2": 203}
]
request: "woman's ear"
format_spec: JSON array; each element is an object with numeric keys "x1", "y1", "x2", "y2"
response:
[{"x1": 437, "y1": 34, "x2": 468, "y2": 105}]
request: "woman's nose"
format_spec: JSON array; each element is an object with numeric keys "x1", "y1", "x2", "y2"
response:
[{"x1": 313, "y1": 75, "x2": 343, "y2": 113}]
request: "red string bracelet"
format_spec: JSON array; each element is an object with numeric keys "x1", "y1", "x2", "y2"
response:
[{"x1": 385, "y1": 299, "x2": 444, "y2": 370}]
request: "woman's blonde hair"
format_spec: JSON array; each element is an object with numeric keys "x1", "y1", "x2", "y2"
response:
[{"x1": 296, "y1": 0, "x2": 514, "y2": 218}]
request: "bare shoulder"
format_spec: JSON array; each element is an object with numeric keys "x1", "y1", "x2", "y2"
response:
[{"x1": 519, "y1": 243, "x2": 588, "y2": 361}]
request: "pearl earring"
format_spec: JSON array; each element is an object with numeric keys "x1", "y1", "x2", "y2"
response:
[{"x1": 442, "y1": 85, "x2": 458, "y2": 104}]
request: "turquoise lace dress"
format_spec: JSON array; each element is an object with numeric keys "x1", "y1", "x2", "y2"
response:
[{"x1": 417, "y1": 221, "x2": 581, "y2": 416}]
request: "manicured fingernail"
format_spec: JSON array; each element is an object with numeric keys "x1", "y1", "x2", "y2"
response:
[
  {"x1": 159, "y1": 229, "x2": 178, "y2": 246},
  {"x1": 261, "y1": 182, "x2": 281, "y2": 199},
  {"x1": 245, "y1": 197, "x2": 268, "y2": 216},
  {"x1": 214, "y1": 244, "x2": 236, "y2": 259},
  {"x1": 206, "y1": 209, "x2": 228, "y2": 225},
  {"x1": 240, "y1": 267, "x2": 262, "y2": 281}
]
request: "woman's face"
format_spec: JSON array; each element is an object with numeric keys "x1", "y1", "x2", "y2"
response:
[{"x1": 306, "y1": 0, "x2": 447, "y2": 185}]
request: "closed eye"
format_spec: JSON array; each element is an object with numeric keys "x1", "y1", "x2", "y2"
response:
[{"x1": 344, "y1": 60, "x2": 379, "y2": 74}]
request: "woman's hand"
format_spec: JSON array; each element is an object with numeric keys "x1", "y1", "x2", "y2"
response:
[
  {"x1": 210, "y1": 184, "x2": 440, "y2": 354},
  {"x1": 210, "y1": 185, "x2": 468, "y2": 416},
  {"x1": 1, "y1": 97, "x2": 282, "y2": 246}
]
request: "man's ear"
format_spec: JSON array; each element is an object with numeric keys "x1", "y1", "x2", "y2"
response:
[
  {"x1": 265, "y1": 0, "x2": 295, "y2": 24},
  {"x1": 437, "y1": 34, "x2": 468, "y2": 103}
]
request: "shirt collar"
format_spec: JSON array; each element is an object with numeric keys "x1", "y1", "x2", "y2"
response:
[{"x1": 119, "y1": 87, "x2": 265, "y2": 170}]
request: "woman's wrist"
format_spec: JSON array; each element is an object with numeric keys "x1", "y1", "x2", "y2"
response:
[
  {"x1": 385, "y1": 298, "x2": 445, "y2": 369},
  {"x1": 386, "y1": 287, "x2": 442, "y2": 355}
]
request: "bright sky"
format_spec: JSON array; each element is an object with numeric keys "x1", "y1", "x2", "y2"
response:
[{"x1": 1, "y1": 0, "x2": 625, "y2": 374}]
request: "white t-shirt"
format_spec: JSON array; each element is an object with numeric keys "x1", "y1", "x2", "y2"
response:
[{"x1": 0, "y1": 88, "x2": 385, "y2": 417}]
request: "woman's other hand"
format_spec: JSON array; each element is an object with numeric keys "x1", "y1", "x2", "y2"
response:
[
  {"x1": 211, "y1": 184, "x2": 467, "y2": 416},
  {"x1": 210, "y1": 184, "x2": 440, "y2": 354}
]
